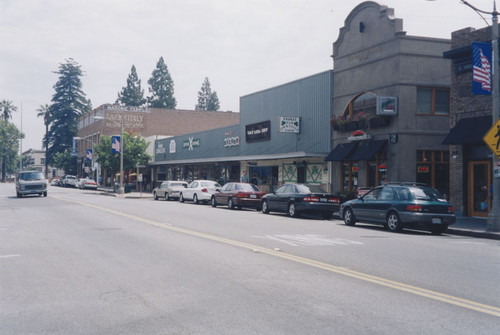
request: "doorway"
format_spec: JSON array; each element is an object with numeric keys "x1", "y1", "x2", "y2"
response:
[{"x1": 468, "y1": 161, "x2": 491, "y2": 217}]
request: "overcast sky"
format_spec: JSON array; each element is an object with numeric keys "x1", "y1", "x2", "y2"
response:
[{"x1": 0, "y1": 0, "x2": 495, "y2": 150}]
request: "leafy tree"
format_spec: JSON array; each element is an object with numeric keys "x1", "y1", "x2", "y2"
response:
[
  {"x1": 52, "y1": 150, "x2": 77, "y2": 175},
  {"x1": 195, "y1": 77, "x2": 220, "y2": 111},
  {"x1": 47, "y1": 58, "x2": 91, "y2": 166},
  {"x1": 116, "y1": 65, "x2": 146, "y2": 106},
  {"x1": 0, "y1": 100, "x2": 17, "y2": 121},
  {"x1": 0, "y1": 120, "x2": 23, "y2": 181},
  {"x1": 37, "y1": 104, "x2": 51, "y2": 178},
  {"x1": 147, "y1": 57, "x2": 176, "y2": 109},
  {"x1": 93, "y1": 132, "x2": 150, "y2": 181}
]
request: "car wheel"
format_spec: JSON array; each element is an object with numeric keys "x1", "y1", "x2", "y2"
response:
[
  {"x1": 322, "y1": 212, "x2": 333, "y2": 220},
  {"x1": 430, "y1": 225, "x2": 447, "y2": 235},
  {"x1": 343, "y1": 207, "x2": 356, "y2": 226},
  {"x1": 43, "y1": 192, "x2": 47, "y2": 197},
  {"x1": 261, "y1": 200, "x2": 270, "y2": 214},
  {"x1": 16, "y1": 192, "x2": 21, "y2": 198},
  {"x1": 179, "y1": 193, "x2": 185, "y2": 203},
  {"x1": 165, "y1": 193, "x2": 170, "y2": 201},
  {"x1": 154, "y1": 192, "x2": 158, "y2": 200},
  {"x1": 193, "y1": 194, "x2": 199, "y2": 204},
  {"x1": 288, "y1": 202, "x2": 300, "y2": 218},
  {"x1": 386, "y1": 211, "x2": 402, "y2": 232},
  {"x1": 211, "y1": 196, "x2": 217, "y2": 207},
  {"x1": 228, "y1": 197, "x2": 234, "y2": 209}
]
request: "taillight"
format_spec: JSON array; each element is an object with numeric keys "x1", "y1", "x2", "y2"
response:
[
  {"x1": 448, "y1": 206, "x2": 454, "y2": 214},
  {"x1": 406, "y1": 205, "x2": 423, "y2": 212},
  {"x1": 304, "y1": 196, "x2": 319, "y2": 202},
  {"x1": 236, "y1": 192, "x2": 248, "y2": 198},
  {"x1": 201, "y1": 188, "x2": 208, "y2": 192},
  {"x1": 328, "y1": 198, "x2": 340, "y2": 203}
]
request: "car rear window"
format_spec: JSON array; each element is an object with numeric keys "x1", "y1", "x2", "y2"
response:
[
  {"x1": 236, "y1": 183, "x2": 260, "y2": 191},
  {"x1": 171, "y1": 183, "x2": 185, "y2": 187},
  {"x1": 296, "y1": 184, "x2": 327, "y2": 194},
  {"x1": 409, "y1": 186, "x2": 446, "y2": 201}
]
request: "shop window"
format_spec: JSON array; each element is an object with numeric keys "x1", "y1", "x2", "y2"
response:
[
  {"x1": 416, "y1": 150, "x2": 450, "y2": 196},
  {"x1": 342, "y1": 162, "x2": 358, "y2": 192},
  {"x1": 417, "y1": 87, "x2": 450, "y2": 115},
  {"x1": 367, "y1": 150, "x2": 387, "y2": 187}
]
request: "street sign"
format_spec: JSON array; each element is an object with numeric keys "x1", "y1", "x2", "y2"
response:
[{"x1": 483, "y1": 118, "x2": 500, "y2": 158}]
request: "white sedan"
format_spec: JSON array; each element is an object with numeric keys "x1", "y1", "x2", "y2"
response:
[{"x1": 179, "y1": 180, "x2": 221, "y2": 204}]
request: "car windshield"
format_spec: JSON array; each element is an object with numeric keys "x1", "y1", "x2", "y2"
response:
[
  {"x1": 19, "y1": 172, "x2": 44, "y2": 181},
  {"x1": 296, "y1": 184, "x2": 327, "y2": 194},
  {"x1": 236, "y1": 183, "x2": 260, "y2": 191},
  {"x1": 409, "y1": 186, "x2": 446, "y2": 202}
]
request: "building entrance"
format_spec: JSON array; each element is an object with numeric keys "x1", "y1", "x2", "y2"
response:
[{"x1": 468, "y1": 161, "x2": 491, "y2": 217}]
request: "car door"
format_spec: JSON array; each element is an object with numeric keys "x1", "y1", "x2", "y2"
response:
[
  {"x1": 371, "y1": 186, "x2": 395, "y2": 222},
  {"x1": 266, "y1": 185, "x2": 286, "y2": 211},
  {"x1": 217, "y1": 183, "x2": 232, "y2": 205},
  {"x1": 185, "y1": 181, "x2": 197, "y2": 200},
  {"x1": 353, "y1": 187, "x2": 381, "y2": 220},
  {"x1": 277, "y1": 184, "x2": 295, "y2": 212}
]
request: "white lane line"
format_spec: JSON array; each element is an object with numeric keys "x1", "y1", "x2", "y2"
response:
[{"x1": 0, "y1": 254, "x2": 21, "y2": 258}]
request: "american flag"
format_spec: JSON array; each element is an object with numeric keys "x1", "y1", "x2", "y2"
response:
[
  {"x1": 473, "y1": 45, "x2": 491, "y2": 92},
  {"x1": 86, "y1": 149, "x2": 92, "y2": 161},
  {"x1": 112, "y1": 136, "x2": 120, "y2": 153}
]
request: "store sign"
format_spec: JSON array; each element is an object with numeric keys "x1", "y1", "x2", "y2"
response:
[
  {"x1": 224, "y1": 136, "x2": 240, "y2": 147},
  {"x1": 279, "y1": 117, "x2": 300, "y2": 133},
  {"x1": 377, "y1": 96, "x2": 398, "y2": 115},
  {"x1": 418, "y1": 166, "x2": 430, "y2": 173},
  {"x1": 347, "y1": 130, "x2": 371, "y2": 142},
  {"x1": 246, "y1": 120, "x2": 271, "y2": 143},
  {"x1": 169, "y1": 140, "x2": 176, "y2": 153},
  {"x1": 156, "y1": 142, "x2": 166, "y2": 154},
  {"x1": 183, "y1": 137, "x2": 200, "y2": 150}
]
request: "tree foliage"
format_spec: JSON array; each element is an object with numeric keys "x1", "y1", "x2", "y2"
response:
[
  {"x1": 0, "y1": 100, "x2": 17, "y2": 121},
  {"x1": 52, "y1": 150, "x2": 77, "y2": 175},
  {"x1": 37, "y1": 104, "x2": 51, "y2": 177},
  {"x1": 147, "y1": 57, "x2": 176, "y2": 109},
  {"x1": 195, "y1": 77, "x2": 220, "y2": 111},
  {"x1": 0, "y1": 120, "x2": 23, "y2": 181},
  {"x1": 47, "y1": 59, "x2": 91, "y2": 166},
  {"x1": 93, "y1": 133, "x2": 151, "y2": 179},
  {"x1": 116, "y1": 65, "x2": 146, "y2": 106}
]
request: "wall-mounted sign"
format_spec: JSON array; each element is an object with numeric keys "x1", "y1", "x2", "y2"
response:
[
  {"x1": 418, "y1": 166, "x2": 430, "y2": 173},
  {"x1": 347, "y1": 130, "x2": 371, "y2": 142},
  {"x1": 377, "y1": 96, "x2": 398, "y2": 115},
  {"x1": 156, "y1": 142, "x2": 166, "y2": 154},
  {"x1": 224, "y1": 136, "x2": 240, "y2": 148},
  {"x1": 279, "y1": 117, "x2": 300, "y2": 133},
  {"x1": 246, "y1": 120, "x2": 271, "y2": 143},
  {"x1": 169, "y1": 140, "x2": 176, "y2": 153},
  {"x1": 182, "y1": 137, "x2": 201, "y2": 151},
  {"x1": 389, "y1": 133, "x2": 398, "y2": 143}
]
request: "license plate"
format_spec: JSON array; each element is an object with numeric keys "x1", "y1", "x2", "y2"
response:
[
  {"x1": 432, "y1": 218, "x2": 442, "y2": 224},
  {"x1": 250, "y1": 194, "x2": 256, "y2": 199},
  {"x1": 320, "y1": 198, "x2": 327, "y2": 202}
]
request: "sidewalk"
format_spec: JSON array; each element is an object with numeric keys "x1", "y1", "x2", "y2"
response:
[{"x1": 97, "y1": 188, "x2": 500, "y2": 240}]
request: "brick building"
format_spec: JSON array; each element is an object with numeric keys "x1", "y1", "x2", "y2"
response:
[{"x1": 443, "y1": 27, "x2": 494, "y2": 217}]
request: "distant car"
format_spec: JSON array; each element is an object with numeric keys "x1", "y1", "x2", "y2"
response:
[
  {"x1": 61, "y1": 175, "x2": 77, "y2": 188},
  {"x1": 16, "y1": 170, "x2": 48, "y2": 198},
  {"x1": 340, "y1": 183, "x2": 456, "y2": 235},
  {"x1": 180, "y1": 180, "x2": 221, "y2": 204},
  {"x1": 50, "y1": 178, "x2": 60, "y2": 186},
  {"x1": 261, "y1": 183, "x2": 340, "y2": 219},
  {"x1": 78, "y1": 178, "x2": 98, "y2": 190},
  {"x1": 211, "y1": 182, "x2": 265, "y2": 210},
  {"x1": 153, "y1": 181, "x2": 188, "y2": 201}
]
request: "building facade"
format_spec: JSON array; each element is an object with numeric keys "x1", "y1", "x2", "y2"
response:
[
  {"x1": 443, "y1": 26, "x2": 494, "y2": 217},
  {"x1": 22, "y1": 149, "x2": 63, "y2": 178},
  {"x1": 328, "y1": 2, "x2": 452, "y2": 197}
]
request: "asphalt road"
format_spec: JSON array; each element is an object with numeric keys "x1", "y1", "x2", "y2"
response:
[{"x1": 1, "y1": 183, "x2": 499, "y2": 334}]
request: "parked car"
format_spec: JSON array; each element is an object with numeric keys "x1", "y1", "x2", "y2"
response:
[
  {"x1": 153, "y1": 181, "x2": 188, "y2": 201},
  {"x1": 211, "y1": 182, "x2": 265, "y2": 210},
  {"x1": 261, "y1": 183, "x2": 340, "y2": 219},
  {"x1": 61, "y1": 175, "x2": 77, "y2": 188},
  {"x1": 340, "y1": 183, "x2": 456, "y2": 235},
  {"x1": 77, "y1": 178, "x2": 98, "y2": 190},
  {"x1": 180, "y1": 180, "x2": 221, "y2": 204},
  {"x1": 16, "y1": 170, "x2": 48, "y2": 198}
]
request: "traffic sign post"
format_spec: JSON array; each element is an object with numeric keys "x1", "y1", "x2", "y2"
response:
[{"x1": 483, "y1": 119, "x2": 500, "y2": 159}]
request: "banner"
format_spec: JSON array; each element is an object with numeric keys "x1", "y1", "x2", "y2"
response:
[
  {"x1": 112, "y1": 136, "x2": 121, "y2": 153},
  {"x1": 472, "y1": 42, "x2": 492, "y2": 95},
  {"x1": 86, "y1": 149, "x2": 92, "y2": 161}
]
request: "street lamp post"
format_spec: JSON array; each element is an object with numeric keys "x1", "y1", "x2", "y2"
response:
[
  {"x1": 74, "y1": 136, "x2": 96, "y2": 181},
  {"x1": 94, "y1": 116, "x2": 125, "y2": 194},
  {"x1": 461, "y1": 0, "x2": 500, "y2": 231}
]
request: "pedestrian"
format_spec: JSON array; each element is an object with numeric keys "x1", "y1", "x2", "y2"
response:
[
  {"x1": 250, "y1": 174, "x2": 258, "y2": 185},
  {"x1": 240, "y1": 170, "x2": 249, "y2": 183}
]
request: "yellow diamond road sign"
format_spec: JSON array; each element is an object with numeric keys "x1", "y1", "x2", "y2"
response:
[{"x1": 483, "y1": 118, "x2": 500, "y2": 159}]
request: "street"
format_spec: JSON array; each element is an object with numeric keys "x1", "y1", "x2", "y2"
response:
[{"x1": 1, "y1": 183, "x2": 499, "y2": 334}]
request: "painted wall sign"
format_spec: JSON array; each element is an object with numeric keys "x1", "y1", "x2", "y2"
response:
[
  {"x1": 279, "y1": 117, "x2": 300, "y2": 133},
  {"x1": 156, "y1": 142, "x2": 166, "y2": 154},
  {"x1": 246, "y1": 120, "x2": 271, "y2": 142},
  {"x1": 182, "y1": 137, "x2": 201, "y2": 150},
  {"x1": 377, "y1": 96, "x2": 398, "y2": 115},
  {"x1": 169, "y1": 140, "x2": 176, "y2": 153},
  {"x1": 224, "y1": 136, "x2": 240, "y2": 147}
]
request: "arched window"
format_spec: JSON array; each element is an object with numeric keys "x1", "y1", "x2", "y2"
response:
[{"x1": 344, "y1": 92, "x2": 377, "y2": 120}]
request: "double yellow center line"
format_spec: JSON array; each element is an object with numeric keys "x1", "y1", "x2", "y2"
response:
[{"x1": 57, "y1": 196, "x2": 500, "y2": 317}]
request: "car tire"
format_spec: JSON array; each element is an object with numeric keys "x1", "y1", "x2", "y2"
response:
[
  {"x1": 261, "y1": 200, "x2": 270, "y2": 214},
  {"x1": 193, "y1": 194, "x2": 199, "y2": 204},
  {"x1": 228, "y1": 197, "x2": 235, "y2": 209},
  {"x1": 386, "y1": 211, "x2": 402, "y2": 232},
  {"x1": 179, "y1": 193, "x2": 185, "y2": 203},
  {"x1": 288, "y1": 202, "x2": 300, "y2": 218},
  {"x1": 154, "y1": 192, "x2": 158, "y2": 200},
  {"x1": 43, "y1": 192, "x2": 47, "y2": 197},
  {"x1": 211, "y1": 196, "x2": 217, "y2": 207},
  {"x1": 165, "y1": 193, "x2": 170, "y2": 201},
  {"x1": 343, "y1": 207, "x2": 356, "y2": 226}
]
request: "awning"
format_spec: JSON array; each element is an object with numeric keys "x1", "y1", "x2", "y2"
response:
[
  {"x1": 442, "y1": 115, "x2": 492, "y2": 145},
  {"x1": 325, "y1": 142, "x2": 357, "y2": 161},
  {"x1": 349, "y1": 140, "x2": 387, "y2": 161}
]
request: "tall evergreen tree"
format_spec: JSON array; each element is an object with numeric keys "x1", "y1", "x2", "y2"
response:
[
  {"x1": 0, "y1": 100, "x2": 17, "y2": 121},
  {"x1": 116, "y1": 65, "x2": 146, "y2": 106},
  {"x1": 195, "y1": 77, "x2": 220, "y2": 111},
  {"x1": 47, "y1": 58, "x2": 91, "y2": 165},
  {"x1": 37, "y1": 104, "x2": 51, "y2": 178},
  {"x1": 147, "y1": 57, "x2": 176, "y2": 109}
]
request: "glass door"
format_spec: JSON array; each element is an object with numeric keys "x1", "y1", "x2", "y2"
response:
[{"x1": 468, "y1": 161, "x2": 491, "y2": 217}]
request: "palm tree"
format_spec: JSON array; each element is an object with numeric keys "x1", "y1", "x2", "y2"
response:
[
  {"x1": 37, "y1": 104, "x2": 51, "y2": 178},
  {"x1": 0, "y1": 100, "x2": 17, "y2": 121}
]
